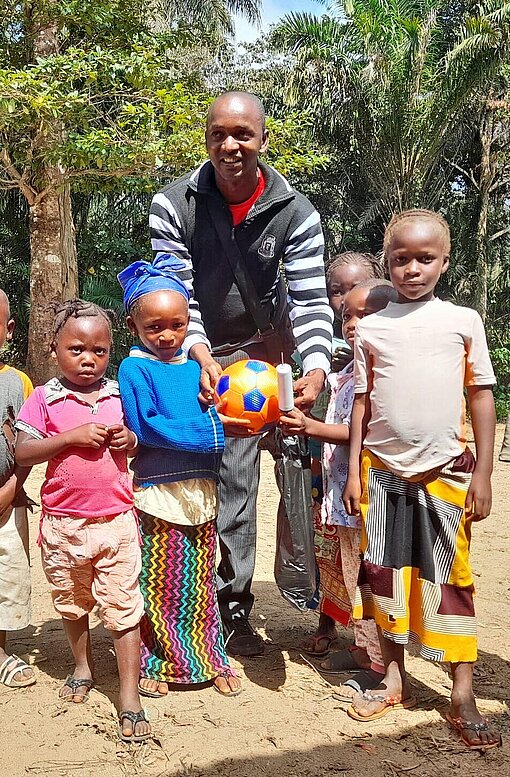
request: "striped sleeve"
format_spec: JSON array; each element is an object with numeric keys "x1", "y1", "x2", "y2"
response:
[
  {"x1": 149, "y1": 191, "x2": 211, "y2": 354},
  {"x1": 282, "y1": 209, "x2": 333, "y2": 375}
]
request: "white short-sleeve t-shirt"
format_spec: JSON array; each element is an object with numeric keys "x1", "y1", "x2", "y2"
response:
[{"x1": 354, "y1": 298, "x2": 495, "y2": 478}]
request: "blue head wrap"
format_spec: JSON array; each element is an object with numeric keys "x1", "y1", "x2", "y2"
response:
[{"x1": 118, "y1": 253, "x2": 190, "y2": 312}]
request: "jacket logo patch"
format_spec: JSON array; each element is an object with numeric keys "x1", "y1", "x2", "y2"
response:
[{"x1": 258, "y1": 234, "x2": 276, "y2": 259}]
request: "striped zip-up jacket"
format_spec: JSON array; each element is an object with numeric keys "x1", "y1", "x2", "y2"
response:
[{"x1": 149, "y1": 161, "x2": 333, "y2": 375}]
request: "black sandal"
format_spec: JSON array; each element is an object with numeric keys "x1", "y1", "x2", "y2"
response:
[
  {"x1": 118, "y1": 709, "x2": 152, "y2": 743},
  {"x1": 59, "y1": 675, "x2": 94, "y2": 703}
]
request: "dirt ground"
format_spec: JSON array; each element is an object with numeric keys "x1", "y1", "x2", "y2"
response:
[{"x1": 4, "y1": 426, "x2": 510, "y2": 777}]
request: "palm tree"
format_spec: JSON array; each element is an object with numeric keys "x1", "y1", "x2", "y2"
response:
[
  {"x1": 272, "y1": 0, "x2": 510, "y2": 228},
  {"x1": 447, "y1": 5, "x2": 510, "y2": 319},
  {"x1": 156, "y1": 0, "x2": 260, "y2": 40}
]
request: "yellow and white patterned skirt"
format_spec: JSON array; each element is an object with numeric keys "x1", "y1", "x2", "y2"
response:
[{"x1": 353, "y1": 449, "x2": 477, "y2": 663}]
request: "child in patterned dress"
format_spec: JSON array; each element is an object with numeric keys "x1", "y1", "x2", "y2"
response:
[
  {"x1": 301, "y1": 252, "x2": 385, "y2": 659},
  {"x1": 117, "y1": 254, "x2": 241, "y2": 699},
  {"x1": 282, "y1": 279, "x2": 397, "y2": 700}
]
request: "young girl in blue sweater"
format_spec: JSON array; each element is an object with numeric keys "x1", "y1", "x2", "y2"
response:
[{"x1": 118, "y1": 254, "x2": 241, "y2": 698}]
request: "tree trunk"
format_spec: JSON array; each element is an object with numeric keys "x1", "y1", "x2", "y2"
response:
[
  {"x1": 25, "y1": 6, "x2": 79, "y2": 384},
  {"x1": 26, "y1": 183, "x2": 78, "y2": 384},
  {"x1": 473, "y1": 106, "x2": 494, "y2": 322}
]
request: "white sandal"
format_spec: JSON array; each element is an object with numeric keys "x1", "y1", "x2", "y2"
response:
[{"x1": 0, "y1": 654, "x2": 36, "y2": 688}]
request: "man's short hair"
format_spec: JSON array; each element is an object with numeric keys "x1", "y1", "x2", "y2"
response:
[{"x1": 207, "y1": 91, "x2": 266, "y2": 130}]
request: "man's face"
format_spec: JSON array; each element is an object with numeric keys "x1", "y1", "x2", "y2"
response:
[{"x1": 205, "y1": 95, "x2": 269, "y2": 187}]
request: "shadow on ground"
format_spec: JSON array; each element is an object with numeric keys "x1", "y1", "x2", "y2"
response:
[
  {"x1": 233, "y1": 582, "x2": 510, "y2": 710},
  {"x1": 11, "y1": 617, "x2": 121, "y2": 706},
  {"x1": 133, "y1": 714, "x2": 510, "y2": 777}
]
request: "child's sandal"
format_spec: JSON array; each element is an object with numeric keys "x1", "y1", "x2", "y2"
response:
[
  {"x1": 118, "y1": 709, "x2": 152, "y2": 743},
  {"x1": 213, "y1": 669, "x2": 242, "y2": 697},
  {"x1": 59, "y1": 675, "x2": 94, "y2": 703},
  {"x1": 0, "y1": 654, "x2": 36, "y2": 688}
]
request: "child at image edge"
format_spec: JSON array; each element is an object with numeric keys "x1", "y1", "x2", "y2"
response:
[
  {"x1": 15, "y1": 300, "x2": 151, "y2": 743},
  {"x1": 117, "y1": 254, "x2": 241, "y2": 699},
  {"x1": 343, "y1": 209, "x2": 501, "y2": 750},
  {"x1": 282, "y1": 278, "x2": 397, "y2": 702},
  {"x1": 0, "y1": 289, "x2": 35, "y2": 689}
]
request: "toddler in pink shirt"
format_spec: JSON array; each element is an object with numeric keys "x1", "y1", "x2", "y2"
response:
[{"x1": 15, "y1": 299, "x2": 151, "y2": 743}]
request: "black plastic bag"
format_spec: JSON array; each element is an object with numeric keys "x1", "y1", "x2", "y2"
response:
[{"x1": 264, "y1": 428, "x2": 316, "y2": 611}]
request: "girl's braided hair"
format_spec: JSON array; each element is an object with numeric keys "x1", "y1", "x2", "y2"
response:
[
  {"x1": 50, "y1": 299, "x2": 113, "y2": 343},
  {"x1": 326, "y1": 251, "x2": 384, "y2": 284},
  {"x1": 383, "y1": 209, "x2": 451, "y2": 255}
]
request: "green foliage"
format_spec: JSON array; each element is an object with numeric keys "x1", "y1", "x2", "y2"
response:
[
  {"x1": 157, "y1": 0, "x2": 261, "y2": 40},
  {"x1": 491, "y1": 345, "x2": 510, "y2": 383},
  {"x1": 265, "y1": 115, "x2": 329, "y2": 178},
  {"x1": 495, "y1": 397, "x2": 508, "y2": 422},
  {"x1": 0, "y1": 192, "x2": 30, "y2": 364},
  {"x1": 487, "y1": 328, "x2": 508, "y2": 423},
  {"x1": 0, "y1": 0, "x2": 322, "y2": 199},
  {"x1": 271, "y1": 0, "x2": 510, "y2": 227},
  {"x1": 255, "y1": 0, "x2": 510, "y2": 344},
  {"x1": 0, "y1": 0, "x2": 266, "y2": 199},
  {"x1": 0, "y1": 42, "x2": 211, "y2": 189}
]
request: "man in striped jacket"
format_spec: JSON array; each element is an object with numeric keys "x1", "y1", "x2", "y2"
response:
[{"x1": 149, "y1": 91, "x2": 333, "y2": 657}]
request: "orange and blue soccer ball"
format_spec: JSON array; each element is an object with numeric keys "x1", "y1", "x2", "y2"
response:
[{"x1": 216, "y1": 359, "x2": 280, "y2": 434}]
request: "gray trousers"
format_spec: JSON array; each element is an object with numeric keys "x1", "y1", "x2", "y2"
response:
[
  {"x1": 215, "y1": 344, "x2": 269, "y2": 624},
  {"x1": 216, "y1": 435, "x2": 261, "y2": 623}
]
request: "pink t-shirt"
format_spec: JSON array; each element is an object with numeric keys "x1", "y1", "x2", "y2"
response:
[{"x1": 16, "y1": 378, "x2": 133, "y2": 518}]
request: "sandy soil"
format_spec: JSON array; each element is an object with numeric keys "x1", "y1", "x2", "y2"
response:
[{"x1": 4, "y1": 426, "x2": 510, "y2": 777}]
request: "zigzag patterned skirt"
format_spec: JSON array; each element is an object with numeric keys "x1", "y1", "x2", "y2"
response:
[
  {"x1": 138, "y1": 513, "x2": 230, "y2": 683},
  {"x1": 353, "y1": 449, "x2": 478, "y2": 664}
]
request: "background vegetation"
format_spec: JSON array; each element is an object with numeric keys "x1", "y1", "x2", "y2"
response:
[{"x1": 0, "y1": 0, "x2": 508, "y2": 416}]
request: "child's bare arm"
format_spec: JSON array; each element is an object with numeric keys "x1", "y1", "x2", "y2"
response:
[
  {"x1": 15, "y1": 424, "x2": 110, "y2": 466},
  {"x1": 0, "y1": 465, "x2": 31, "y2": 519},
  {"x1": 466, "y1": 385, "x2": 496, "y2": 520},
  {"x1": 343, "y1": 392, "x2": 369, "y2": 517},
  {"x1": 279, "y1": 408, "x2": 350, "y2": 444}
]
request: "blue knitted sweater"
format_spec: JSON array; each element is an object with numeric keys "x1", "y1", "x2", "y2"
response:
[{"x1": 118, "y1": 347, "x2": 224, "y2": 487}]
